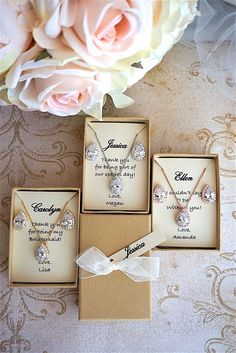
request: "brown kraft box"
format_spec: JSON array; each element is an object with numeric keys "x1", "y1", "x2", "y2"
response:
[
  {"x1": 79, "y1": 213, "x2": 152, "y2": 320},
  {"x1": 152, "y1": 154, "x2": 220, "y2": 250},
  {"x1": 82, "y1": 116, "x2": 150, "y2": 213},
  {"x1": 9, "y1": 187, "x2": 80, "y2": 288}
]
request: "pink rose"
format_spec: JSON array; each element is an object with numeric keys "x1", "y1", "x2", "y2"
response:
[
  {"x1": 0, "y1": 0, "x2": 199, "y2": 116},
  {"x1": 33, "y1": 0, "x2": 153, "y2": 67},
  {"x1": 6, "y1": 45, "x2": 106, "y2": 117},
  {"x1": 0, "y1": 0, "x2": 32, "y2": 74}
]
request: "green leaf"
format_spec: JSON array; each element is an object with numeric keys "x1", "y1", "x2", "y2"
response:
[
  {"x1": 35, "y1": 49, "x2": 52, "y2": 62},
  {"x1": 131, "y1": 62, "x2": 143, "y2": 69}
]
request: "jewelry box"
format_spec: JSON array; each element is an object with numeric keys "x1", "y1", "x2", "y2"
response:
[
  {"x1": 9, "y1": 187, "x2": 80, "y2": 287},
  {"x1": 152, "y1": 154, "x2": 220, "y2": 250},
  {"x1": 79, "y1": 213, "x2": 152, "y2": 320},
  {"x1": 82, "y1": 117, "x2": 150, "y2": 213}
]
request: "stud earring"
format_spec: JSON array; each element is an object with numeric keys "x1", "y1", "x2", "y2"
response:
[
  {"x1": 85, "y1": 143, "x2": 99, "y2": 161},
  {"x1": 153, "y1": 185, "x2": 168, "y2": 203},
  {"x1": 13, "y1": 210, "x2": 29, "y2": 230},
  {"x1": 201, "y1": 185, "x2": 216, "y2": 203},
  {"x1": 60, "y1": 210, "x2": 76, "y2": 230},
  {"x1": 132, "y1": 142, "x2": 146, "y2": 161}
]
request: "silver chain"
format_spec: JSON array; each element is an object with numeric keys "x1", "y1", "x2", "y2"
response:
[
  {"x1": 154, "y1": 159, "x2": 207, "y2": 209},
  {"x1": 88, "y1": 123, "x2": 146, "y2": 178}
]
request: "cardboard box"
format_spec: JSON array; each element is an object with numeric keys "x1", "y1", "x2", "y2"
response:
[
  {"x1": 82, "y1": 117, "x2": 150, "y2": 213},
  {"x1": 152, "y1": 154, "x2": 220, "y2": 250},
  {"x1": 9, "y1": 188, "x2": 80, "y2": 287},
  {"x1": 79, "y1": 214, "x2": 152, "y2": 320}
]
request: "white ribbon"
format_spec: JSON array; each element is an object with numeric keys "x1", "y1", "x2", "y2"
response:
[{"x1": 75, "y1": 247, "x2": 160, "y2": 282}]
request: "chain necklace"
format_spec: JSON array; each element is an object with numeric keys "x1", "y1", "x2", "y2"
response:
[
  {"x1": 154, "y1": 160, "x2": 207, "y2": 227},
  {"x1": 15, "y1": 192, "x2": 78, "y2": 262},
  {"x1": 88, "y1": 124, "x2": 146, "y2": 195}
]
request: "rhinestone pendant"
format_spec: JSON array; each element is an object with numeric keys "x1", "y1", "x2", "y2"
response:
[
  {"x1": 110, "y1": 176, "x2": 123, "y2": 195},
  {"x1": 132, "y1": 142, "x2": 146, "y2": 161},
  {"x1": 60, "y1": 210, "x2": 76, "y2": 230},
  {"x1": 176, "y1": 208, "x2": 190, "y2": 228},
  {"x1": 35, "y1": 243, "x2": 49, "y2": 262},
  {"x1": 153, "y1": 184, "x2": 168, "y2": 203},
  {"x1": 13, "y1": 211, "x2": 28, "y2": 230},
  {"x1": 85, "y1": 143, "x2": 99, "y2": 161},
  {"x1": 202, "y1": 185, "x2": 216, "y2": 203}
]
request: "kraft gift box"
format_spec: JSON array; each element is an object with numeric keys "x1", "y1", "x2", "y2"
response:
[
  {"x1": 9, "y1": 187, "x2": 80, "y2": 288},
  {"x1": 79, "y1": 214, "x2": 152, "y2": 320},
  {"x1": 152, "y1": 154, "x2": 220, "y2": 250},
  {"x1": 82, "y1": 117, "x2": 150, "y2": 214}
]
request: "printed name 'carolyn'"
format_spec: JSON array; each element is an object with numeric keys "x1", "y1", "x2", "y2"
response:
[{"x1": 31, "y1": 203, "x2": 61, "y2": 216}]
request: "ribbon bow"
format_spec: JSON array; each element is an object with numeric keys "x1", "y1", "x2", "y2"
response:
[{"x1": 75, "y1": 247, "x2": 160, "y2": 282}]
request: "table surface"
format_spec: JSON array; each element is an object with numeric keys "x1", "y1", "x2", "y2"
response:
[{"x1": 0, "y1": 42, "x2": 235, "y2": 353}]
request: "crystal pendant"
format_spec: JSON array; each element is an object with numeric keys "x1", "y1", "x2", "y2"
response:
[
  {"x1": 153, "y1": 184, "x2": 167, "y2": 203},
  {"x1": 85, "y1": 143, "x2": 99, "y2": 161},
  {"x1": 110, "y1": 176, "x2": 123, "y2": 195},
  {"x1": 60, "y1": 210, "x2": 75, "y2": 230},
  {"x1": 132, "y1": 142, "x2": 146, "y2": 161},
  {"x1": 202, "y1": 185, "x2": 216, "y2": 203},
  {"x1": 35, "y1": 243, "x2": 49, "y2": 262},
  {"x1": 176, "y1": 208, "x2": 190, "y2": 228},
  {"x1": 13, "y1": 211, "x2": 28, "y2": 230}
]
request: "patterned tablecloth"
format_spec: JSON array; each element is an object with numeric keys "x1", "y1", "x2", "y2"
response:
[{"x1": 0, "y1": 43, "x2": 235, "y2": 353}]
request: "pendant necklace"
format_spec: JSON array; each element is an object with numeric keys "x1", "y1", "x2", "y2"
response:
[
  {"x1": 14, "y1": 192, "x2": 78, "y2": 262},
  {"x1": 87, "y1": 124, "x2": 146, "y2": 195},
  {"x1": 154, "y1": 160, "x2": 207, "y2": 227}
]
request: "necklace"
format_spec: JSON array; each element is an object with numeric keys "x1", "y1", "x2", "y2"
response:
[
  {"x1": 154, "y1": 160, "x2": 207, "y2": 227},
  {"x1": 15, "y1": 192, "x2": 78, "y2": 262},
  {"x1": 88, "y1": 124, "x2": 146, "y2": 195}
]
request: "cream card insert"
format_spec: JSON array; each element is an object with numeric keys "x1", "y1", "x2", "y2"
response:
[
  {"x1": 152, "y1": 157, "x2": 218, "y2": 248},
  {"x1": 10, "y1": 190, "x2": 79, "y2": 283},
  {"x1": 83, "y1": 121, "x2": 149, "y2": 211}
]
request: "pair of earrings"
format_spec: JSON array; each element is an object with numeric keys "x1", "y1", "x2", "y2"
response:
[
  {"x1": 13, "y1": 210, "x2": 76, "y2": 231},
  {"x1": 153, "y1": 184, "x2": 217, "y2": 203},
  {"x1": 85, "y1": 142, "x2": 146, "y2": 161}
]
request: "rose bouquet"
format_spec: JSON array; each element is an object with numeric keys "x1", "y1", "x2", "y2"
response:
[{"x1": 0, "y1": 0, "x2": 198, "y2": 118}]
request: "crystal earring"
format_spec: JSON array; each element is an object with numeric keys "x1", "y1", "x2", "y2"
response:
[
  {"x1": 132, "y1": 142, "x2": 146, "y2": 161},
  {"x1": 85, "y1": 143, "x2": 99, "y2": 161},
  {"x1": 13, "y1": 210, "x2": 28, "y2": 230},
  {"x1": 153, "y1": 185, "x2": 168, "y2": 203},
  {"x1": 60, "y1": 210, "x2": 76, "y2": 230},
  {"x1": 201, "y1": 185, "x2": 216, "y2": 203}
]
